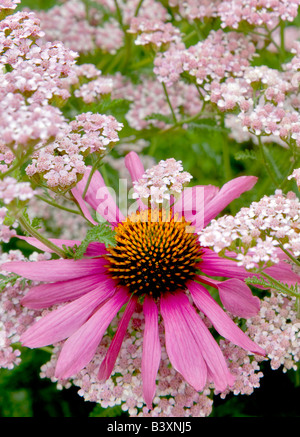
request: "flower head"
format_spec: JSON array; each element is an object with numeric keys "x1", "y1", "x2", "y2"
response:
[{"x1": 2, "y1": 152, "x2": 267, "y2": 409}]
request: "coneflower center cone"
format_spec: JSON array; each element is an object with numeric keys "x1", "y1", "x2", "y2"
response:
[{"x1": 106, "y1": 208, "x2": 202, "y2": 298}]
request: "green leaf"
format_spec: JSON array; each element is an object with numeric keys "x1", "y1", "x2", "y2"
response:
[
  {"x1": 144, "y1": 112, "x2": 174, "y2": 124},
  {"x1": 89, "y1": 404, "x2": 124, "y2": 417},
  {"x1": 234, "y1": 149, "x2": 257, "y2": 161},
  {"x1": 72, "y1": 223, "x2": 116, "y2": 259},
  {"x1": 0, "y1": 273, "x2": 20, "y2": 292}
]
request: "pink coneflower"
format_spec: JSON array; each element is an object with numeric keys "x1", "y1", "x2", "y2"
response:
[{"x1": 2, "y1": 152, "x2": 269, "y2": 408}]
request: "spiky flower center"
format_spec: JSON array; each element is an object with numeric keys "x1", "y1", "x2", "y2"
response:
[{"x1": 106, "y1": 208, "x2": 201, "y2": 298}]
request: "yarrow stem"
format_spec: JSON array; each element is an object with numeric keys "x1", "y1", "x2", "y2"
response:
[
  {"x1": 257, "y1": 136, "x2": 280, "y2": 187},
  {"x1": 17, "y1": 214, "x2": 67, "y2": 259},
  {"x1": 35, "y1": 195, "x2": 82, "y2": 216},
  {"x1": 134, "y1": 0, "x2": 145, "y2": 17},
  {"x1": 276, "y1": 242, "x2": 300, "y2": 267},
  {"x1": 162, "y1": 82, "x2": 177, "y2": 123},
  {"x1": 261, "y1": 271, "x2": 300, "y2": 299},
  {"x1": 82, "y1": 154, "x2": 103, "y2": 198}
]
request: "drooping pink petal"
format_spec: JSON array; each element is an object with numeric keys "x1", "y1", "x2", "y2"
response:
[
  {"x1": 1, "y1": 257, "x2": 107, "y2": 282},
  {"x1": 180, "y1": 294, "x2": 235, "y2": 392},
  {"x1": 192, "y1": 176, "x2": 257, "y2": 230},
  {"x1": 197, "y1": 275, "x2": 260, "y2": 318},
  {"x1": 21, "y1": 279, "x2": 116, "y2": 348},
  {"x1": 54, "y1": 287, "x2": 130, "y2": 379},
  {"x1": 160, "y1": 291, "x2": 208, "y2": 392},
  {"x1": 188, "y1": 280, "x2": 265, "y2": 355},
  {"x1": 75, "y1": 167, "x2": 124, "y2": 224},
  {"x1": 98, "y1": 295, "x2": 138, "y2": 381},
  {"x1": 71, "y1": 187, "x2": 98, "y2": 225},
  {"x1": 217, "y1": 278, "x2": 260, "y2": 318},
  {"x1": 142, "y1": 296, "x2": 161, "y2": 409},
  {"x1": 17, "y1": 236, "x2": 82, "y2": 253},
  {"x1": 21, "y1": 274, "x2": 114, "y2": 309},
  {"x1": 125, "y1": 151, "x2": 147, "y2": 211},
  {"x1": 125, "y1": 151, "x2": 145, "y2": 182},
  {"x1": 17, "y1": 235, "x2": 107, "y2": 258}
]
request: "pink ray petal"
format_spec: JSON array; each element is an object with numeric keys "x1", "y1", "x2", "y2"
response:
[
  {"x1": 1, "y1": 257, "x2": 107, "y2": 282},
  {"x1": 75, "y1": 166, "x2": 124, "y2": 224},
  {"x1": 17, "y1": 236, "x2": 82, "y2": 253},
  {"x1": 199, "y1": 248, "x2": 256, "y2": 281},
  {"x1": 142, "y1": 296, "x2": 161, "y2": 409},
  {"x1": 21, "y1": 279, "x2": 116, "y2": 348},
  {"x1": 217, "y1": 278, "x2": 260, "y2": 318},
  {"x1": 175, "y1": 185, "x2": 219, "y2": 224},
  {"x1": 192, "y1": 176, "x2": 257, "y2": 231},
  {"x1": 21, "y1": 274, "x2": 114, "y2": 309},
  {"x1": 188, "y1": 280, "x2": 265, "y2": 355},
  {"x1": 55, "y1": 286, "x2": 130, "y2": 379},
  {"x1": 125, "y1": 151, "x2": 147, "y2": 211},
  {"x1": 160, "y1": 291, "x2": 207, "y2": 392},
  {"x1": 125, "y1": 151, "x2": 145, "y2": 182},
  {"x1": 71, "y1": 187, "x2": 98, "y2": 225},
  {"x1": 180, "y1": 294, "x2": 235, "y2": 391},
  {"x1": 98, "y1": 295, "x2": 138, "y2": 381},
  {"x1": 196, "y1": 275, "x2": 260, "y2": 318}
]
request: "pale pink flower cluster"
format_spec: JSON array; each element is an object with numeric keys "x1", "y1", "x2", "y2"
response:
[
  {"x1": 0, "y1": 143, "x2": 14, "y2": 174},
  {"x1": 119, "y1": 0, "x2": 169, "y2": 24},
  {"x1": 0, "y1": 250, "x2": 49, "y2": 370},
  {"x1": 231, "y1": 63, "x2": 300, "y2": 146},
  {"x1": 26, "y1": 112, "x2": 123, "y2": 189},
  {"x1": 128, "y1": 17, "x2": 182, "y2": 49},
  {"x1": 0, "y1": 207, "x2": 17, "y2": 243},
  {"x1": 132, "y1": 158, "x2": 193, "y2": 204},
  {"x1": 154, "y1": 30, "x2": 256, "y2": 89},
  {"x1": 35, "y1": 0, "x2": 121, "y2": 55},
  {"x1": 112, "y1": 74, "x2": 202, "y2": 131},
  {"x1": 288, "y1": 168, "x2": 300, "y2": 187},
  {"x1": 218, "y1": 339, "x2": 265, "y2": 398},
  {"x1": 247, "y1": 293, "x2": 300, "y2": 372},
  {"x1": 61, "y1": 63, "x2": 113, "y2": 104},
  {"x1": 35, "y1": 1, "x2": 121, "y2": 55},
  {"x1": 169, "y1": 0, "x2": 300, "y2": 29},
  {"x1": 199, "y1": 190, "x2": 300, "y2": 269},
  {"x1": 74, "y1": 77, "x2": 113, "y2": 104},
  {"x1": 0, "y1": 11, "x2": 78, "y2": 148},
  {"x1": 35, "y1": 0, "x2": 169, "y2": 55},
  {"x1": 218, "y1": 0, "x2": 300, "y2": 29},
  {"x1": 0, "y1": 177, "x2": 36, "y2": 204},
  {"x1": 0, "y1": 0, "x2": 20, "y2": 11}
]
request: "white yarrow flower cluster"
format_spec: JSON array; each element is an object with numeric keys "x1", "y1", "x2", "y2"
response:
[{"x1": 132, "y1": 158, "x2": 192, "y2": 204}]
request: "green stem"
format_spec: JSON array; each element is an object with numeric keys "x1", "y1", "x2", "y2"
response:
[
  {"x1": 279, "y1": 20, "x2": 285, "y2": 54},
  {"x1": 35, "y1": 194, "x2": 82, "y2": 216},
  {"x1": 182, "y1": 29, "x2": 197, "y2": 43},
  {"x1": 113, "y1": 0, "x2": 125, "y2": 32},
  {"x1": 18, "y1": 214, "x2": 67, "y2": 258},
  {"x1": 257, "y1": 136, "x2": 279, "y2": 187},
  {"x1": 82, "y1": 154, "x2": 103, "y2": 198},
  {"x1": 277, "y1": 242, "x2": 300, "y2": 267},
  {"x1": 261, "y1": 271, "x2": 300, "y2": 299},
  {"x1": 162, "y1": 82, "x2": 177, "y2": 123},
  {"x1": 134, "y1": 0, "x2": 144, "y2": 16},
  {"x1": 219, "y1": 114, "x2": 232, "y2": 183}
]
